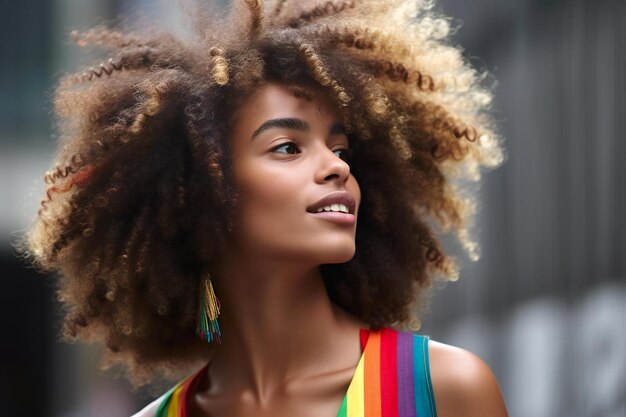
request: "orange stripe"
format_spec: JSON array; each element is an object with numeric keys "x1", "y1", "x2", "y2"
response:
[{"x1": 364, "y1": 330, "x2": 382, "y2": 417}]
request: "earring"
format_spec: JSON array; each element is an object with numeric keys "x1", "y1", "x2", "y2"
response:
[{"x1": 196, "y1": 272, "x2": 222, "y2": 344}]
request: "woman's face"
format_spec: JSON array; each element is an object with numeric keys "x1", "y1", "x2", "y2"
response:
[{"x1": 228, "y1": 82, "x2": 361, "y2": 265}]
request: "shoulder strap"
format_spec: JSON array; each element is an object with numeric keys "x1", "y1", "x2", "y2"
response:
[
  {"x1": 155, "y1": 381, "x2": 184, "y2": 417},
  {"x1": 156, "y1": 364, "x2": 209, "y2": 417},
  {"x1": 340, "y1": 328, "x2": 438, "y2": 417}
]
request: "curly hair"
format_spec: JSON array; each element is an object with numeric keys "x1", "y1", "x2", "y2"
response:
[{"x1": 17, "y1": 0, "x2": 503, "y2": 386}]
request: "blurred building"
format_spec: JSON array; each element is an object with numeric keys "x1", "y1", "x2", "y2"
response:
[
  {"x1": 424, "y1": 1, "x2": 626, "y2": 416},
  {"x1": 1, "y1": 0, "x2": 624, "y2": 416}
]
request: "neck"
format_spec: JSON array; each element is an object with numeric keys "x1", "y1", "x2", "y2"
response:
[{"x1": 203, "y1": 251, "x2": 367, "y2": 405}]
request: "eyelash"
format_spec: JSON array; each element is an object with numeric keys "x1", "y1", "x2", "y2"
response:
[
  {"x1": 271, "y1": 142, "x2": 300, "y2": 155},
  {"x1": 271, "y1": 141, "x2": 352, "y2": 163}
]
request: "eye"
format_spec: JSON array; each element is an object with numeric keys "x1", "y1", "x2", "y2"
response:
[
  {"x1": 334, "y1": 148, "x2": 352, "y2": 163},
  {"x1": 271, "y1": 142, "x2": 300, "y2": 155}
]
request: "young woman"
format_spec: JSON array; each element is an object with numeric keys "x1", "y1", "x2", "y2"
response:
[{"x1": 20, "y1": 1, "x2": 508, "y2": 416}]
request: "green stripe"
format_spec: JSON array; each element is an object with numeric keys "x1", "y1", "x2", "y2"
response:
[
  {"x1": 155, "y1": 385, "x2": 177, "y2": 417},
  {"x1": 423, "y1": 336, "x2": 437, "y2": 417},
  {"x1": 335, "y1": 394, "x2": 348, "y2": 417}
]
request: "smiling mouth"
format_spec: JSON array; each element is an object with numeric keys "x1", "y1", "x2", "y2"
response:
[
  {"x1": 308, "y1": 203, "x2": 350, "y2": 214},
  {"x1": 306, "y1": 208, "x2": 356, "y2": 225},
  {"x1": 306, "y1": 191, "x2": 357, "y2": 215}
]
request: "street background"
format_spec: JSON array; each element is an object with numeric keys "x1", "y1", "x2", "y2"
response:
[{"x1": 1, "y1": 0, "x2": 624, "y2": 415}]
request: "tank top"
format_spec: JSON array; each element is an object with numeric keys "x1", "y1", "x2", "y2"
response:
[{"x1": 155, "y1": 327, "x2": 437, "y2": 417}]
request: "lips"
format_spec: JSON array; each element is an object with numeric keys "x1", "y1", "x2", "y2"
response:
[{"x1": 306, "y1": 191, "x2": 357, "y2": 215}]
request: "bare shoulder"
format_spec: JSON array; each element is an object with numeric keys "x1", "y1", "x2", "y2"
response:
[
  {"x1": 428, "y1": 339, "x2": 509, "y2": 417},
  {"x1": 131, "y1": 396, "x2": 162, "y2": 417}
]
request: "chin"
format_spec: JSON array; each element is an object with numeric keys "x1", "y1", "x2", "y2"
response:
[{"x1": 316, "y1": 244, "x2": 356, "y2": 264}]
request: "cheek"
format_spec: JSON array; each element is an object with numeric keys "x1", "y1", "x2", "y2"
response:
[
  {"x1": 346, "y1": 174, "x2": 361, "y2": 216},
  {"x1": 235, "y1": 168, "x2": 306, "y2": 238},
  {"x1": 238, "y1": 170, "x2": 299, "y2": 212},
  {"x1": 348, "y1": 175, "x2": 361, "y2": 212}
]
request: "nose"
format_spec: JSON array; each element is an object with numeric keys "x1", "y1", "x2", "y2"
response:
[{"x1": 314, "y1": 145, "x2": 351, "y2": 184}]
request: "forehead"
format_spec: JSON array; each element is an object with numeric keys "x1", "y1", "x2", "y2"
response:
[{"x1": 233, "y1": 82, "x2": 339, "y2": 124}]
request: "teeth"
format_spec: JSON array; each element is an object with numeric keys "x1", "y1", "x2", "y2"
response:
[{"x1": 314, "y1": 203, "x2": 349, "y2": 213}]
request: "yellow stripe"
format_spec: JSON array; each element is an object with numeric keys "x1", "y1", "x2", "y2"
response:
[
  {"x1": 167, "y1": 383, "x2": 184, "y2": 417},
  {"x1": 347, "y1": 350, "x2": 366, "y2": 417}
]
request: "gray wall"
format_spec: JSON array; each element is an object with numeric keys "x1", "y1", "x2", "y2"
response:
[{"x1": 425, "y1": 1, "x2": 626, "y2": 416}]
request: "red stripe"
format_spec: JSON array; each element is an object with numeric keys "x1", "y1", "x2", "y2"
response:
[
  {"x1": 360, "y1": 327, "x2": 371, "y2": 350},
  {"x1": 380, "y1": 328, "x2": 398, "y2": 417},
  {"x1": 180, "y1": 363, "x2": 210, "y2": 417}
]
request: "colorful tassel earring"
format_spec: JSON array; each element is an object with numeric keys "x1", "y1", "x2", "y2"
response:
[{"x1": 196, "y1": 273, "x2": 222, "y2": 344}]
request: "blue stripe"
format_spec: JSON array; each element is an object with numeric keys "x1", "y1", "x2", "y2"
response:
[{"x1": 412, "y1": 335, "x2": 437, "y2": 417}]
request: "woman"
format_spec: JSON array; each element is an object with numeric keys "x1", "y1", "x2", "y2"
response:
[{"x1": 19, "y1": 1, "x2": 508, "y2": 416}]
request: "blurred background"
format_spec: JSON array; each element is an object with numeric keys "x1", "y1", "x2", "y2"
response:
[{"x1": 1, "y1": 0, "x2": 624, "y2": 415}]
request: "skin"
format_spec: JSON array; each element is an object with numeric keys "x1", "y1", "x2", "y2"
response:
[{"x1": 134, "y1": 83, "x2": 508, "y2": 417}]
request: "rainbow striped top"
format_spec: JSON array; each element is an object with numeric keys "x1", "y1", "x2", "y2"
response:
[{"x1": 155, "y1": 327, "x2": 437, "y2": 417}]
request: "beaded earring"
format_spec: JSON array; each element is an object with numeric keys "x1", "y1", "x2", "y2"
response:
[{"x1": 196, "y1": 273, "x2": 222, "y2": 344}]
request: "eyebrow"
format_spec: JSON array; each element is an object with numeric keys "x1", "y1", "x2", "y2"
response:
[
  {"x1": 250, "y1": 117, "x2": 346, "y2": 140},
  {"x1": 251, "y1": 118, "x2": 308, "y2": 140}
]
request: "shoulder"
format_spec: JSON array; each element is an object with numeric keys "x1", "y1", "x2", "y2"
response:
[
  {"x1": 131, "y1": 396, "x2": 162, "y2": 417},
  {"x1": 427, "y1": 338, "x2": 509, "y2": 417}
]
